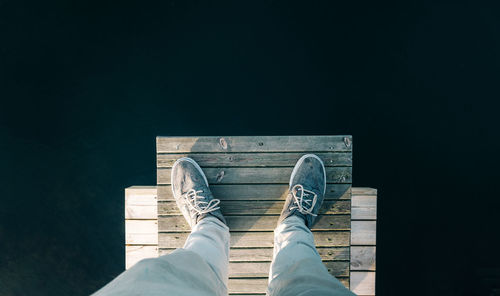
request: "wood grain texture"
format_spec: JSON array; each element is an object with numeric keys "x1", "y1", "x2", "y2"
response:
[
  {"x1": 159, "y1": 231, "x2": 350, "y2": 248},
  {"x1": 228, "y1": 261, "x2": 349, "y2": 278},
  {"x1": 126, "y1": 246, "x2": 158, "y2": 269},
  {"x1": 152, "y1": 136, "x2": 355, "y2": 293},
  {"x1": 158, "y1": 200, "x2": 350, "y2": 215},
  {"x1": 157, "y1": 136, "x2": 352, "y2": 153},
  {"x1": 158, "y1": 215, "x2": 350, "y2": 231},
  {"x1": 351, "y1": 187, "x2": 377, "y2": 295},
  {"x1": 125, "y1": 220, "x2": 158, "y2": 245},
  {"x1": 159, "y1": 247, "x2": 350, "y2": 261},
  {"x1": 125, "y1": 187, "x2": 157, "y2": 205},
  {"x1": 352, "y1": 195, "x2": 377, "y2": 220},
  {"x1": 157, "y1": 167, "x2": 352, "y2": 184},
  {"x1": 126, "y1": 233, "x2": 158, "y2": 245},
  {"x1": 350, "y1": 272, "x2": 375, "y2": 295},
  {"x1": 125, "y1": 186, "x2": 157, "y2": 197},
  {"x1": 157, "y1": 184, "x2": 351, "y2": 201},
  {"x1": 157, "y1": 152, "x2": 352, "y2": 167},
  {"x1": 125, "y1": 187, "x2": 157, "y2": 219},
  {"x1": 227, "y1": 277, "x2": 349, "y2": 294},
  {"x1": 124, "y1": 183, "x2": 376, "y2": 294},
  {"x1": 351, "y1": 246, "x2": 376, "y2": 271},
  {"x1": 351, "y1": 221, "x2": 377, "y2": 245},
  {"x1": 228, "y1": 294, "x2": 265, "y2": 296},
  {"x1": 126, "y1": 205, "x2": 157, "y2": 219},
  {"x1": 351, "y1": 187, "x2": 377, "y2": 195}
]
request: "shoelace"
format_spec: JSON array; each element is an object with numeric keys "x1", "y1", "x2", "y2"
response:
[
  {"x1": 183, "y1": 189, "x2": 221, "y2": 214},
  {"x1": 289, "y1": 184, "x2": 318, "y2": 216}
]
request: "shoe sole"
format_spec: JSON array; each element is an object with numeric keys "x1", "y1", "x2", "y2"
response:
[
  {"x1": 171, "y1": 157, "x2": 209, "y2": 195},
  {"x1": 289, "y1": 154, "x2": 327, "y2": 195}
]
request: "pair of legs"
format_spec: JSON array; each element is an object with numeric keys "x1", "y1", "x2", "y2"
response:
[{"x1": 93, "y1": 155, "x2": 355, "y2": 296}]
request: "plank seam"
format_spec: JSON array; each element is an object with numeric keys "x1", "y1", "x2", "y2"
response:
[
  {"x1": 157, "y1": 151, "x2": 353, "y2": 155},
  {"x1": 158, "y1": 214, "x2": 352, "y2": 217},
  {"x1": 158, "y1": 230, "x2": 352, "y2": 233},
  {"x1": 157, "y1": 182, "x2": 353, "y2": 185}
]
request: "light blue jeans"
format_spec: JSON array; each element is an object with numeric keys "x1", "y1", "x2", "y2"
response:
[{"x1": 92, "y1": 216, "x2": 354, "y2": 296}]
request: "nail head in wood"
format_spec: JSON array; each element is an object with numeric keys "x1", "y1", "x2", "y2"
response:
[
  {"x1": 343, "y1": 137, "x2": 351, "y2": 148},
  {"x1": 216, "y1": 170, "x2": 225, "y2": 183},
  {"x1": 219, "y1": 137, "x2": 228, "y2": 150}
]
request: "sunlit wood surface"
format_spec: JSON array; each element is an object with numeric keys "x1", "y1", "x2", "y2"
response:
[
  {"x1": 125, "y1": 136, "x2": 376, "y2": 295},
  {"x1": 125, "y1": 186, "x2": 376, "y2": 295}
]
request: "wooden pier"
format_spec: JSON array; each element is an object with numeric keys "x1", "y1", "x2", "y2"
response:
[{"x1": 125, "y1": 136, "x2": 377, "y2": 295}]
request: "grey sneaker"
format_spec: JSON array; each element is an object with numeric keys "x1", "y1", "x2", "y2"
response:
[
  {"x1": 171, "y1": 157, "x2": 226, "y2": 228},
  {"x1": 278, "y1": 154, "x2": 326, "y2": 228}
]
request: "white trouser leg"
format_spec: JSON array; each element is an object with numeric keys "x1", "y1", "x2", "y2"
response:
[
  {"x1": 183, "y1": 216, "x2": 230, "y2": 287},
  {"x1": 91, "y1": 216, "x2": 230, "y2": 296},
  {"x1": 267, "y1": 216, "x2": 355, "y2": 296}
]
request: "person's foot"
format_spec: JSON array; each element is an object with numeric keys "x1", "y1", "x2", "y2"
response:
[
  {"x1": 171, "y1": 157, "x2": 226, "y2": 228},
  {"x1": 278, "y1": 154, "x2": 326, "y2": 228}
]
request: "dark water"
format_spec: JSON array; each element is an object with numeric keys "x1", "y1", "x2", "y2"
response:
[{"x1": 1, "y1": 1, "x2": 499, "y2": 295}]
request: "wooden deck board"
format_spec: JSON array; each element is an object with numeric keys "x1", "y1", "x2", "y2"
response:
[
  {"x1": 158, "y1": 200, "x2": 351, "y2": 215},
  {"x1": 125, "y1": 136, "x2": 376, "y2": 295},
  {"x1": 157, "y1": 152, "x2": 352, "y2": 167},
  {"x1": 158, "y1": 246, "x2": 351, "y2": 261},
  {"x1": 156, "y1": 136, "x2": 352, "y2": 153},
  {"x1": 157, "y1": 184, "x2": 352, "y2": 201},
  {"x1": 125, "y1": 185, "x2": 377, "y2": 295},
  {"x1": 158, "y1": 231, "x2": 351, "y2": 248},
  {"x1": 157, "y1": 166, "x2": 352, "y2": 184},
  {"x1": 158, "y1": 215, "x2": 351, "y2": 231}
]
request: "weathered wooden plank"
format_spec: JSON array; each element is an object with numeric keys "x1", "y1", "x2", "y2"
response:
[
  {"x1": 125, "y1": 186, "x2": 157, "y2": 219},
  {"x1": 156, "y1": 136, "x2": 352, "y2": 153},
  {"x1": 140, "y1": 246, "x2": 372, "y2": 272},
  {"x1": 228, "y1": 294, "x2": 265, "y2": 296},
  {"x1": 125, "y1": 187, "x2": 157, "y2": 205},
  {"x1": 125, "y1": 186, "x2": 157, "y2": 197},
  {"x1": 351, "y1": 195, "x2": 377, "y2": 220},
  {"x1": 157, "y1": 184, "x2": 351, "y2": 201},
  {"x1": 125, "y1": 185, "x2": 377, "y2": 294},
  {"x1": 158, "y1": 200, "x2": 350, "y2": 216},
  {"x1": 351, "y1": 221, "x2": 376, "y2": 245},
  {"x1": 133, "y1": 247, "x2": 364, "y2": 279},
  {"x1": 128, "y1": 185, "x2": 375, "y2": 295},
  {"x1": 158, "y1": 215, "x2": 350, "y2": 231},
  {"x1": 350, "y1": 187, "x2": 377, "y2": 296},
  {"x1": 228, "y1": 277, "x2": 349, "y2": 294},
  {"x1": 351, "y1": 246, "x2": 376, "y2": 271},
  {"x1": 228, "y1": 261, "x2": 349, "y2": 278},
  {"x1": 159, "y1": 246, "x2": 350, "y2": 262},
  {"x1": 229, "y1": 248, "x2": 276, "y2": 262},
  {"x1": 155, "y1": 136, "x2": 355, "y2": 293},
  {"x1": 228, "y1": 278, "x2": 269, "y2": 294},
  {"x1": 315, "y1": 246, "x2": 350, "y2": 261},
  {"x1": 157, "y1": 152, "x2": 352, "y2": 167},
  {"x1": 350, "y1": 271, "x2": 375, "y2": 295},
  {"x1": 351, "y1": 187, "x2": 377, "y2": 195},
  {"x1": 159, "y1": 231, "x2": 350, "y2": 248},
  {"x1": 126, "y1": 233, "x2": 158, "y2": 245},
  {"x1": 323, "y1": 261, "x2": 350, "y2": 278},
  {"x1": 157, "y1": 167, "x2": 352, "y2": 184},
  {"x1": 126, "y1": 205, "x2": 157, "y2": 219},
  {"x1": 125, "y1": 220, "x2": 158, "y2": 245},
  {"x1": 126, "y1": 246, "x2": 158, "y2": 269},
  {"x1": 228, "y1": 247, "x2": 350, "y2": 262},
  {"x1": 126, "y1": 220, "x2": 158, "y2": 234}
]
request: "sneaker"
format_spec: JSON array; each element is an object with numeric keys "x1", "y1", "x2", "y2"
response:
[
  {"x1": 278, "y1": 154, "x2": 326, "y2": 228},
  {"x1": 171, "y1": 157, "x2": 226, "y2": 228}
]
